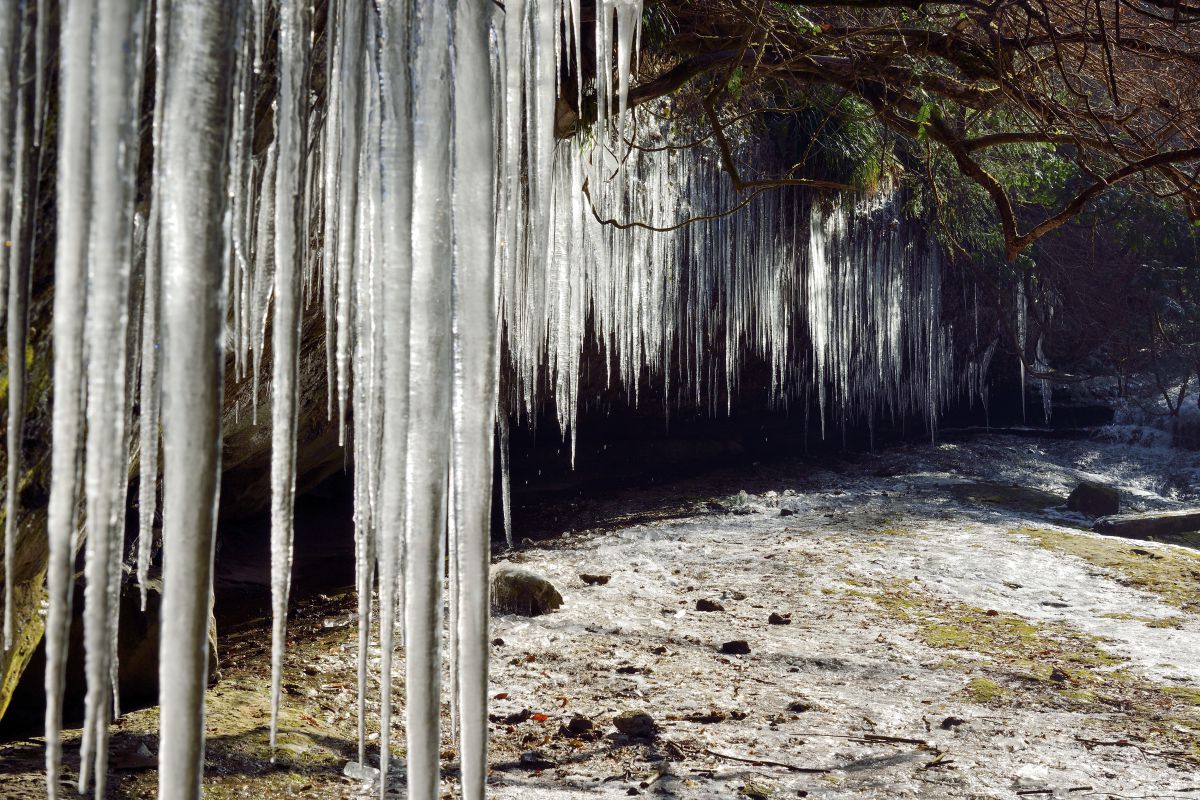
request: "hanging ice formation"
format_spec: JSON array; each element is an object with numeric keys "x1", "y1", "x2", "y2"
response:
[{"x1": 0, "y1": 1, "x2": 992, "y2": 798}]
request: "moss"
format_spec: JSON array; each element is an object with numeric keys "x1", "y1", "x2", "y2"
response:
[
  {"x1": 965, "y1": 677, "x2": 1006, "y2": 703},
  {"x1": 1014, "y1": 526, "x2": 1200, "y2": 612},
  {"x1": 947, "y1": 482, "x2": 1064, "y2": 515}
]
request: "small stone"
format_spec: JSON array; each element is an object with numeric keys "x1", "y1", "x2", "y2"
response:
[
  {"x1": 613, "y1": 710, "x2": 658, "y2": 739},
  {"x1": 695, "y1": 598, "x2": 725, "y2": 612},
  {"x1": 518, "y1": 750, "x2": 557, "y2": 770},
  {"x1": 939, "y1": 716, "x2": 966, "y2": 730},
  {"x1": 787, "y1": 700, "x2": 813, "y2": 713},
  {"x1": 767, "y1": 612, "x2": 791, "y2": 625},
  {"x1": 491, "y1": 564, "x2": 564, "y2": 617},
  {"x1": 1050, "y1": 666, "x2": 1069, "y2": 682},
  {"x1": 728, "y1": 591, "x2": 747, "y2": 601},
  {"x1": 581, "y1": 573, "x2": 611, "y2": 586},
  {"x1": 491, "y1": 637, "x2": 505, "y2": 647},
  {"x1": 720, "y1": 640, "x2": 751, "y2": 655},
  {"x1": 562, "y1": 715, "x2": 594, "y2": 736},
  {"x1": 489, "y1": 708, "x2": 532, "y2": 725},
  {"x1": 779, "y1": 507, "x2": 796, "y2": 517}
]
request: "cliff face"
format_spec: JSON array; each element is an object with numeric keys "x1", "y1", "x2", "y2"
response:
[{"x1": 0, "y1": 275, "x2": 342, "y2": 722}]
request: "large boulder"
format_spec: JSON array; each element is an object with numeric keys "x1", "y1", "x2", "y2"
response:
[
  {"x1": 1067, "y1": 481, "x2": 1120, "y2": 517},
  {"x1": 1093, "y1": 509, "x2": 1200, "y2": 541}
]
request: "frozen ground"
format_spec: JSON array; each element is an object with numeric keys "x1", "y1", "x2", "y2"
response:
[{"x1": 1, "y1": 432, "x2": 1198, "y2": 799}]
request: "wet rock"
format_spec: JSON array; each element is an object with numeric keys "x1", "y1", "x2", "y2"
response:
[
  {"x1": 767, "y1": 612, "x2": 791, "y2": 625},
  {"x1": 779, "y1": 507, "x2": 796, "y2": 517},
  {"x1": 613, "y1": 709, "x2": 658, "y2": 738},
  {"x1": 580, "y1": 573, "x2": 611, "y2": 586},
  {"x1": 1067, "y1": 480, "x2": 1120, "y2": 517},
  {"x1": 720, "y1": 640, "x2": 751, "y2": 655},
  {"x1": 491, "y1": 563, "x2": 563, "y2": 617},
  {"x1": 695, "y1": 598, "x2": 725, "y2": 612}
]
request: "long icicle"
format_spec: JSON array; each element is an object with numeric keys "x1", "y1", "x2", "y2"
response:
[
  {"x1": 451, "y1": 3, "x2": 499, "y2": 796},
  {"x1": 268, "y1": 0, "x2": 309, "y2": 755},
  {"x1": 78, "y1": 2, "x2": 145, "y2": 794},
  {"x1": 137, "y1": 0, "x2": 170, "y2": 610},
  {"x1": 2, "y1": 0, "x2": 36, "y2": 655},
  {"x1": 156, "y1": 1, "x2": 237, "y2": 797},
  {"x1": 405, "y1": 1, "x2": 454, "y2": 796},
  {"x1": 43, "y1": 0, "x2": 95, "y2": 795}
]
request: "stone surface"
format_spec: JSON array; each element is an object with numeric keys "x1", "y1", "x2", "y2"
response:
[
  {"x1": 1093, "y1": 509, "x2": 1200, "y2": 540},
  {"x1": 490, "y1": 564, "x2": 564, "y2": 617},
  {"x1": 0, "y1": 576, "x2": 219, "y2": 735},
  {"x1": 1067, "y1": 480, "x2": 1121, "y2": 517}
]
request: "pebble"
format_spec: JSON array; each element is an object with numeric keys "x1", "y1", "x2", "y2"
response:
[
  {"x1": 696, "y1": 598, "x2": 725, "y2": 612},
  {"x1": 720, "y1": 640, "x2": 751, "y2": 655}
]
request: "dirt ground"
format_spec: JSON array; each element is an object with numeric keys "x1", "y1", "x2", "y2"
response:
[{"x1": 1, "y1": 433, "x2": 1199, "y2": 798}]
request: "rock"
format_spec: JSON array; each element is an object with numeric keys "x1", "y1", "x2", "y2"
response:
[
  {"x1": 787, "y1": 700, "x2": 814, "y2": 713},
  {"x1": 489, "y1": 708, "x2": 532, "y2": 725},
  {"x1": 580, "y1": 573, "x2": 610, "y2": 586},
  {"x1": 518, "y1": 750, "x2": 557, "y2": 770},
  {"x1": 490, "y1": 564, "x2": 563, "y2": 617},
  {"x1": 779, "y1": 507, "x2": 796, "y2": 517},
  {"x1": 1093, "y1": 508, "x2": 1200, "y2": 540},
  {"x1": 720, "y1": 640, "x2": 751, "y2": 655},
  {"x1": 767, "y1": 612, "x2": 791, "y2": 625},
  {"x1": 613, "y1": 709, "x2": 657, "y2": 738},
  {"x1": 1067, "y1": 480, "x2": 1120, "y2": 517},
  {"x1": 939, "y1": 716, "x2": 966, "y2": 730},
  {"x1": 561, "y1": 715, "x2": 594, "y2": 736},
  {"x1": 695, "y1": 598, "x2": 725, "y2": 612}
]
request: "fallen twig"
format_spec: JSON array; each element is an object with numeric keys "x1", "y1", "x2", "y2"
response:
[{"x1": 704, "y1": 748, "x2": 830, "y2": 774}]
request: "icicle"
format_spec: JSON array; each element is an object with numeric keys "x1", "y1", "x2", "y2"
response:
[
  {"x1": 137, "y1": 0, "x2": 170, "y2": 610},
  {"x1": 405, "y1": 2, "x2": 454, "y2": 796},
  {"x1": 43, "y1": 0, "x2": 95, "y2": 794},
  {"x1": 3, "y1": 0, "x2": 36, "y2": 655},
  {"x1": 375, "y1": 0, "x2": 414, "y2": 789},
  {"x1": 77, "y1": 1, "x2": 147, "y2": 793},
  {"x1": 268, "y1": 0, "x2": 309, "y2": 755},
  {"x1": 452, "y1": 3, "x2": 499, "y2": 795},
  {"x1": 155, "y1": 3, "x2": 237, "y2": 799}
]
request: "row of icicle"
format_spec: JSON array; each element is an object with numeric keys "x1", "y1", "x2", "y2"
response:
[
  {"x1": 0, "y1": 1, "x2": 646, "y2": 798},
  {"x1": 0, "y1": 0, "x2": 990, "y2": 798}
]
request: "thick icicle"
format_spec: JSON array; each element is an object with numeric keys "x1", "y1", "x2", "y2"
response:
[
  {"x1": 78, "y1": 2, "x2": 145, "y2": 794},
  {"x1": 451, "y1": 2, "x2": 499, "y2": 796},
  {"x1": 156, "y1": 2, "x2": 237, "y2": 797},
  {"x1": 267, "y1": 0, "x2": 309, "y2": 755},
  {"x1": 405, "y1": 2, "x2": 454, "y2": 796},
  {"x1": 43, "y1": 0, "x2": 95, "y2": 794},
  {"x1": 375, "y1": 0, "x2": 414, "y2": 789}
]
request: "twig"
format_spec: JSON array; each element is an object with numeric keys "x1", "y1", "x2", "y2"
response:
[{"x1": 704, "y1": 748, "x2": 830, "y2": 774}]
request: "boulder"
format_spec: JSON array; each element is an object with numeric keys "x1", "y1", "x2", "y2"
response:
[
  {"x1": 1067, "y1": 481, "x2": 1120, "y2": 517},
  {"x1": 1093, "y1": 509, "x2": 1200, "y2": 541},
  {"x1": 490, "y1": 564, "x2": 563, "y2": 617}
]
